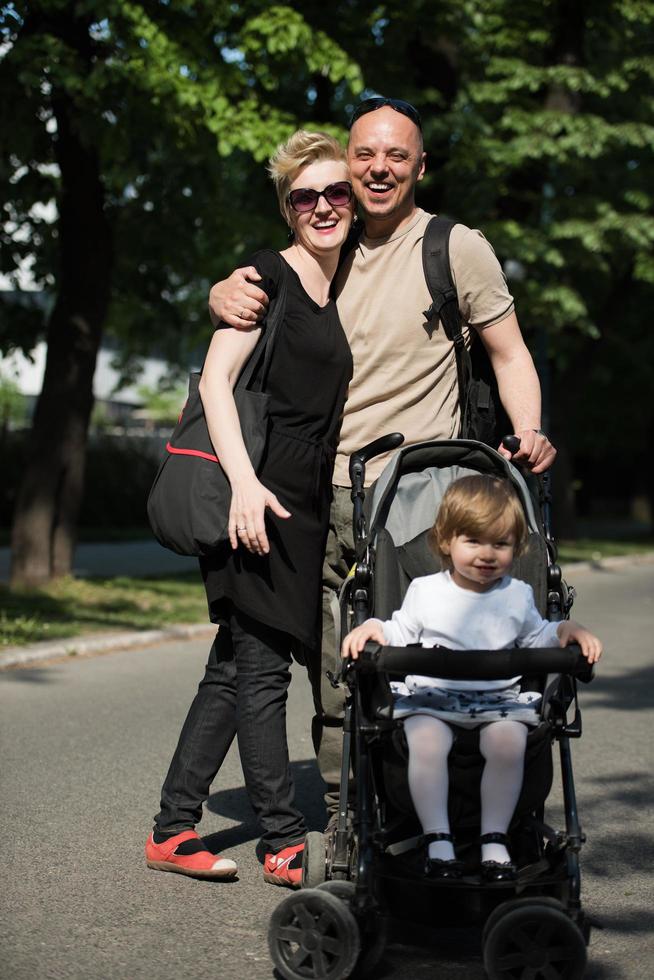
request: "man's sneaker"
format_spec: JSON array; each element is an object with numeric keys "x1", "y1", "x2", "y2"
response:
[
  {"x1": 145, "y1": 830, "x2": 237, "y2": 879},
  {"x1": 263, "y1": 842, "x2": 304, "y2": 888}
]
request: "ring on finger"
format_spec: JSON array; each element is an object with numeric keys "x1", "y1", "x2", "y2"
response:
[
  {"x1": 239, "y1": 309, "x2": 247, "y2": 319},
  {"x1": 236, "y1": 525, "x2": 246, "y2": 531}
]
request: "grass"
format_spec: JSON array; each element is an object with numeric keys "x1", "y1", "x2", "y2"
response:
[
  {"x1": 0, "y1": 573, "x2": 208, "y2": 648},
  {"x1": 1, "y1": 535, "x2": 652, "y2": 650},
  {"x1": 558, "y1": 537, "x2": 654, "y2": 563}
]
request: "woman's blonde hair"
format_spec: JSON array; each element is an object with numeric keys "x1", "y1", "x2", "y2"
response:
[
  {"x1": 268, "y1": 130, "x2": 348, "y2": 226},
  {"x1": 429, "y1": 474, "x2": 528, "y2": 569}
]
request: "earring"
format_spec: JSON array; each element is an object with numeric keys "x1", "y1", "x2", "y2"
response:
[{"x1": 287, "y1": 228, "x2": 295, "y2": 243}]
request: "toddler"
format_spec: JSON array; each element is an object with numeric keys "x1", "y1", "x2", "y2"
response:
[{"x1": 342, "y1": 474, "x2": 602, "y2": 880}]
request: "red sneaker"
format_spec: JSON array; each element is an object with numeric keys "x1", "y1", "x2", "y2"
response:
[
  {"x1": 145, "y1": 830, "x2": 237, "y2": 879},
  {"x1": 263, "y1": 841, "x2": 304, "y2": 888}
]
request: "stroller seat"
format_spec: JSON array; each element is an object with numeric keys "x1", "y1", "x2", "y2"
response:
[
  {"x1": 357, "y1": 461, "x2": 565, "y2": 849},
  {"x1": 268, "y1": 439, "x2": 594, "y2": 980}
]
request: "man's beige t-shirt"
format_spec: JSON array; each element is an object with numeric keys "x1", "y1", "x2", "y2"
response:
[{"x1": 332, "y1": 209, "x2": 514, "y2": 485}]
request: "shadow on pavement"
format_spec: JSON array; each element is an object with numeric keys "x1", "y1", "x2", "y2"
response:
[
  {"x1": 586, "y1": 964, "x2": 628, "y2": 980},
  {"x1": 583, "y1": 770, "x2": 654, "y2": 809},
  {"x1": 583, "y1": 829, "x2": 654, "y2": 878},
  {"x1": 583, "y1": 664, "x2": 654, "y2": 711},
  {"x1": 0, "y1": 664, "x2": 62, "y2": 683},
  {"x1": 205, "y1": 757, "x2": 328, "y2": 852},
  {"x1": 595, "y1": 907, "x2": 654, "y2": 935}
]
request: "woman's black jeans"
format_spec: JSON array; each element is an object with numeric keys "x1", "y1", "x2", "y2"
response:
[{"x1": 154, "y1": 607, "x2": 306, "y2": 854}]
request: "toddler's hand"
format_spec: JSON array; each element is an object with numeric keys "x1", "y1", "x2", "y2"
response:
[
  {"x1": 341, "y1": 620, "x2": 386, "y2": 660},
  {"x1": 557, "y1": 620, "x2": 603, "y2": 664}
]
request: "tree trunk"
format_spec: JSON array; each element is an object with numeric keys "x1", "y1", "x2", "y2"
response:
[{"x1": 10, "y1": 95, "x2": 112, "y2": 588}]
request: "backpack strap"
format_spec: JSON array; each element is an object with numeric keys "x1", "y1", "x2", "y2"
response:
[
  {"x1": 421, "y1": 216, "x2": 459, "y2": 342},
  {"x1": 422, "y1": 216, "x2": 473, "y2": 427},
  {"x1": 236, "y1": 252, "x2": 288, "y2": 392}
]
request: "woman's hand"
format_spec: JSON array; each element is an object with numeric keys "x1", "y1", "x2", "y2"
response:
[
  {"x1": 341, "y1": 620, "x2": 387, "y2": 660},
  {"x1": 228, "y1": 475, "x2": 291, "y2": 555},
  {"x1": 557, "y1": 620, "x2": 603, "y2": 664}
]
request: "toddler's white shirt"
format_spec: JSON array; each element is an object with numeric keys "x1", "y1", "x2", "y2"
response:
[{"x1": 374, "y1": 571, "x2": 561, "y2": 692}]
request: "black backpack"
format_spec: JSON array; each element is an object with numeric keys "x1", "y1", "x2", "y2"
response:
[
  {"x1": 337, "y1": 215, "x2": 509, "y2": 447},
  {"x1": 421, "y1": 215, "x2": 509, "y2": 446}
]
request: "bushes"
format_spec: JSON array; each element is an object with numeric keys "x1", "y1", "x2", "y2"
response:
[
  {"x1": 1, "y1": 432, "x2": 161, "y2": 531},
  {"x1": 79, "y1": 435, "x2": 160, "y2": 528}
]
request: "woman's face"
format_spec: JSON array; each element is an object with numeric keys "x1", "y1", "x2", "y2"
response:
[{"x1": 288, "y1": 159, "x2": 354, "y2": 256}]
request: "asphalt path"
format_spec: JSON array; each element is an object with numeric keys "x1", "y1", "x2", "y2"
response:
[{"x1": 2, "y1": 563, "x2": 653, "y2": 980}]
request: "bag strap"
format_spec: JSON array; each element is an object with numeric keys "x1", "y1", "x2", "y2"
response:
[
  {"x1": 421, "y1": 216, "x2": 473, "y2": 425},
  {"x1": 236, "y1": 252, "x2": 288, "y2": 392}
]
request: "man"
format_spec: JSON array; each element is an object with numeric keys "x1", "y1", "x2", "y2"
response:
[{"x1": 209, "y1": 96, "x2": 556, "y2": 809}]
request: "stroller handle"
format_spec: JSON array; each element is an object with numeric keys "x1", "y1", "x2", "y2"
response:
[
  {"x1": 349, "y1": 432, "x2": 404, "y2": 486},
  {"x1": 353, "y1": 642, "x2": 594, "y2": 683}
]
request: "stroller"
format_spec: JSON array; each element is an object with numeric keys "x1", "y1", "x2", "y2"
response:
[{"x1": 268, "y1": 435, "x2": 595, "y2": 980}]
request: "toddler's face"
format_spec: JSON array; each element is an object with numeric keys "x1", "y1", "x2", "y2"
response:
[{"x1": 443, "y1": 524, "x2": 516, "y2": 593}]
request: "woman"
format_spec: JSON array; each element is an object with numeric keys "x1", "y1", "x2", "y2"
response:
[{"x1": 145, "y1": 131, "x2": 354, "y2": 887}]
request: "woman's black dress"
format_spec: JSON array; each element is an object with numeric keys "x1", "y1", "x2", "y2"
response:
[{"x1": 200, "y1": 250, "x2": 353, "y2": 647}]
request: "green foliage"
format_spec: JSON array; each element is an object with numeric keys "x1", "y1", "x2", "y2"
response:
[
  {"x1": 241, "y1": 5, "x2": 363, "y2": 97},
  {"x1": 426, "y1": 0, "x2": 654, "y2": 309},
  {"x1": 366, "y1": 0, "x2": 654, "y2": 461},
  {"x1": 136, "y1": 382, "x2": 188, "y2": 425},
  {"x1": 2, "y1": 0, "x2": 653, "y2": 477},
  {"x1": 0, "y1": 0, "x2": 364, "y2": 364},
  {"x1": 0, "y1": 376, "x2": 26, "y2": 429}
]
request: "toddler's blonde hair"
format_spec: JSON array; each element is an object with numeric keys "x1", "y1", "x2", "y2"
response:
[{"x1": 429, "y1": 474, "x2": 528, "y2": 570}]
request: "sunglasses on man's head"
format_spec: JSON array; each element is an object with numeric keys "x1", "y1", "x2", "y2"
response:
[
  {"x1": 287, "y1": 180, "x2": 353, "y2": 214},
  {"x1": 348, "y1": 96, "x2": 422, "y2": 131}
]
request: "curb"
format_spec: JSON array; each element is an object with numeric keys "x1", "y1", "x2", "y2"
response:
[
  {"x1": 2, "y1": 551, "x2": 653, "y2": 671},
  {"x1": 0, "y1": 622, "x2": 217, "y2": 670}
]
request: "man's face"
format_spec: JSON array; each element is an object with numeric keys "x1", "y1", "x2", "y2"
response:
[{"x1": 347, "y1": 106, "x2": 426, "y2": 235}]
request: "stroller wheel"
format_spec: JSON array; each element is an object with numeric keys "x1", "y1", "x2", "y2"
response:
[
  {"x1": 317, "y1": 881, "x2": 388, "y2": 979},
  {"x1": 483, "y1": 901, "x2": 587, "y2": 980},
  {"x1": 302, "y1": 831, "x2": 327, "y2": 888},
  {"x1": 482, "y1": 896, "x2": 569, "y2": 950},
  {"x1": 268, "y1": 888, "x2": 360, "y2": 980},
  {"x1": 317, "y1": 879, "x2": 356, "y2": 901}
]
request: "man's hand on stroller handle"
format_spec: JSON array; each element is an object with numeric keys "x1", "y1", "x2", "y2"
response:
[
  {"x1": 557, "y1": 620, "x2": 603, "y2": 664},
  {"x1": 342, "y1": 619, "x2": 386, "y2": 660},
  {"x1": 498, "y1": 430, "x2": 557, "y2": 473}
]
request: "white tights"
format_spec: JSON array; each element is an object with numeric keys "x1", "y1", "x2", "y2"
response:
[{"x1": 403, "y1": 715, "x2": 528, "y2": 864}]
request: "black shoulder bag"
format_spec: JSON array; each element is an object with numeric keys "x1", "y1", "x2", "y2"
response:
[{"x1": 147, "y1": 255, "x2": 288, "y2": 556}]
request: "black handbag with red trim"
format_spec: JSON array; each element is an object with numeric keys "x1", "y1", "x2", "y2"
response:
[{"x1": 146, "y1": 256, "x2": 288, "y2": 556}]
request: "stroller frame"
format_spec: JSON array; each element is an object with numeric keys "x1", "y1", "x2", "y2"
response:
[{"x1": 269, "y1": 435, "x2": 594, "y2": 980}]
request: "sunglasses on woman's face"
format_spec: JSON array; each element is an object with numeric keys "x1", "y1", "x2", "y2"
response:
[
  {"x1": 348, "y1": 97, "x2": 422, "y2": 131},
  {"x1": 287, "y1": 180, "x2": 353, "y2": 214}
]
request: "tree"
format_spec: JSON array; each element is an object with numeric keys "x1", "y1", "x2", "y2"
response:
[
  {"x1": 319, "y1": 0, "x2": 654, "y2": 526},
  {"x1": 437, "y1": 0, "x2": 654, "y2": 526},
  {"x1": 1, "y1": 1, "x2": 363, "y2": 586},
  {"x1": 3, "y1": 0, "x2": 653, "y2": 590}
]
